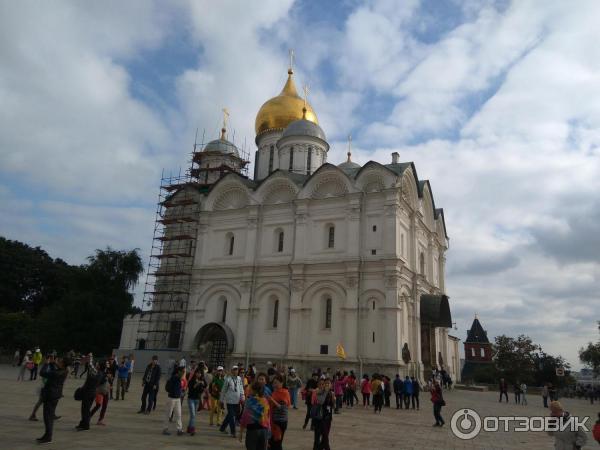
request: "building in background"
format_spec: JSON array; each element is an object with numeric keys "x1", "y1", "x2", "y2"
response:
[{"x1": 460, "y1": 315, "x2": 493, "y2": 382}]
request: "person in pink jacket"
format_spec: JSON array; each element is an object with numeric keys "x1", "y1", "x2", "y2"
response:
[
  {"x1": 361, "y1": 374, "x2": 371, "y2": 407},
  {"x1": 333, "y1": 373, "x2": 345, "y2": 413}
]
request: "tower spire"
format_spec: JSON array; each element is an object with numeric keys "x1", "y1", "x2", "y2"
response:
[{"x1": 347, "y1": 134, "x2": 352, "y2": 162}]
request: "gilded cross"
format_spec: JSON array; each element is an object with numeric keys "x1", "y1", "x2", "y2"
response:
[
  {"x1": 222, "y1": 108, "x2": 230, "y2": 129},
  {"x1": 302, "y1": 84, "x2": 310, "y2": 108},
  {"x1": 289, "y1": 49, "x2": 295, "y2": 72}
]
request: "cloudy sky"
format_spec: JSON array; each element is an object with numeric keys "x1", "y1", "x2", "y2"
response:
[{"x1": 1, "y1": 0, "x2": 599, "y2": 368}]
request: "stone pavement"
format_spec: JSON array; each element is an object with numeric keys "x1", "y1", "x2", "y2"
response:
[{"x1": 0, "y1": 365, "x2": 597, "y2": 449}]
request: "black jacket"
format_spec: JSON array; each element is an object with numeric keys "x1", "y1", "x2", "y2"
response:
[
  {"x1": 40, "y1": 363, "x2": 68, "y2": 401},
  {"x1": 81, "y1": 367, "x2": 101, "y2": 397},
  {"x1": 393, "y1": 378, "x2": 403, "y2": 393},
  {"x1": 143, "y1": 364, "x2": 161, "y2": 387}
]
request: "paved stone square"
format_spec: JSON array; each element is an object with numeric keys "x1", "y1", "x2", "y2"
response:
[{"x1": 0, "y1": 365, "x2": 597, "y2": 449}]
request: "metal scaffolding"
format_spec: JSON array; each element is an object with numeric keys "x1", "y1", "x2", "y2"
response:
[{"x1": 136, "y1": 131, "x2": 249, "y2": 351}]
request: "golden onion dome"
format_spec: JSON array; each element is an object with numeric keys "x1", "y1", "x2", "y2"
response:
[{"x1": 255, "y1": 69, "x2": 318, "y2": 136}]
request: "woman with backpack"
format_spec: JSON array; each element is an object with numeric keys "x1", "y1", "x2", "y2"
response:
[
  {"x1": 239, "y1": 381, "x2": 271, "y2": 450},
  {"x1": 89, "y1": 361, "x2": 110, "y2": 426},
  {"x1": 311, "y1": 378, "x2": 335, "y2": 450},
  {"x1": 371, "y1": 374, "x2": 384, "y2": 414}
]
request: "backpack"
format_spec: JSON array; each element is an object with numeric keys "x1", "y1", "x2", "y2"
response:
[{"x1": 165, "y1": 377, "x2": 175, "y2": 394}]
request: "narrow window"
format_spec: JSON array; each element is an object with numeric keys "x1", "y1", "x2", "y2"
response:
[
  {"x1": 327, "y1": 226, "x2": 335, "y2": 249},
  {"x1": 372, "y1": 331, "x2": 375, "y2": 343},
  {"x1": 325, "y1": 297, "x2": 332, "y2": 329},
  {"x1": 168, "y1": 321, "x2": 182, "y2": 348},
  {"x1": 307, "y1": 147, "x2": 312, "y2": 175},
  {"x1": 372, "y1": 301, "x2": 375, "y2": 310},
  {"x1": 273, "y1": 299, "x2": 279, "y2": 328},
  {"x1": 480, "y1": 348, "x2": 485, "y2": 358},
  {"x1": 289, "y1": 147, "x2": 294, "y2": 171},
  {"x1": 419, "y1": 252, "x2": 425, "y2": 275},
  {"x1": 228, "y1": 235, "x2": 235, "y2": 255},
  {"x1": 222, "y1": 300, "x2": 228, "y2": 323},
  {"x1": 372, "y1": 225, "x2": 377, "y2": 232},
  {"x1": 269, "y1": 145, "x2": 274, "y2": 173},
  {"x1": 471, "y1": 347, "x2": 475, "y2": 357},
  {"x1": 371, "y1": 249, "x2": 376, "y2": 255},
  {"x1": 277, "y1": 231, "x2": 284, "y2": 252}
]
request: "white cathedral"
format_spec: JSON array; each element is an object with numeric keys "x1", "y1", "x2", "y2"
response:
[{"x1": 119, "y1": 65, "x2": 460, "y2": 382}]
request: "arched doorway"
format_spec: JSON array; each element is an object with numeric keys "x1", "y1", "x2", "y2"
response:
[{"x1": 195, "y1": 322, "x2": 234, "y2": 369}]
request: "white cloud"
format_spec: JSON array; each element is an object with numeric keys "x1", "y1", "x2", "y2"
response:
[{"x1": 1, "y1": 0, "x2": 599, "y2": 368}]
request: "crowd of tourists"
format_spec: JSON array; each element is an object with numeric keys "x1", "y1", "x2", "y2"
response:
[
  {"x1": 18, "y1": 348, "x2": 452, "y2": 448},
  {"x1": 15, "y1": 348, "x2": 600, "y2": 448}
]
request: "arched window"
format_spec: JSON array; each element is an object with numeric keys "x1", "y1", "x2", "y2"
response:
[
  {"x1": 289, "y1": 147, "x2": 294, "y2": 171},
  {"x1": 222, "y1": 299, "x2": 228, "y2": 323},
  {"x1": 325, "y1": 297, "x2": 332, "y2": 329},
  {"x1": 228, "y1": 234, "x2": 235, "y2": 256},
  {"x1": 307, "y1": 147, "x2": 313, "y2": 175},
  {"x1": 277, "y1": 231, "x2": 284, "y2": 252},
  {"x1": 401, "y1": 234, "x2": 405, "y2": 256},
  {"x1": 272, "y1": 299, "x2": 279, "y2": 328},
  {"x1": 471, "y1": 347, "x2": 475, "y2": 357},
  {"x1": 419, "y1": 252, "x2": 425, "y2": 275},
  {"x1": 480, "y1": 348, "x2": 485, "y2": 358},
  {"x1": 327, "y1": 225, "x2": 335, "y2": 249}
]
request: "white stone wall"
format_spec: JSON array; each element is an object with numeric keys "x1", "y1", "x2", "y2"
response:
[
  {"x1": 177, "y1": 162, "x2": 449, "y2": 373},
  {"x1": 119, "y1": 314, "x2": 142, "y2": 349}
]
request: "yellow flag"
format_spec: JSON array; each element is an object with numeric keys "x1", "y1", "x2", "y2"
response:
[{"x1": 336, "y1": 343, "x2": 346, "y2": 360}]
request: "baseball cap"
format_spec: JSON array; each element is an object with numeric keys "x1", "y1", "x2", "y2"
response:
[
  {"x1": 217, "y1": 365, "x2": 224, "y2": 371},
  {"x1": 232, "y1": 365, "x2": 239, "y2": 369}
]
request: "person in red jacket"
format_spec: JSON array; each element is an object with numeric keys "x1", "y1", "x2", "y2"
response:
[
  {"x1": 430, "y1": 380, "x2": 445, "y2": 427},
  {"x1": 360, "y1": 374, "x2": 371, "y2": 407}
]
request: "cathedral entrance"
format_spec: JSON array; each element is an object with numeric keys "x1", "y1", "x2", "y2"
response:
[{"x1": 195, "y1": 322, "x2": 234, "y2": 369}]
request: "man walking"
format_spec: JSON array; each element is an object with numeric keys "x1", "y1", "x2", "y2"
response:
[
  {"x1": 393, "y1": 374, "x2": 403, "y2": 409},
  {"x1": 498, "y1": 378, "x2": 508, "y2": 403},
  {"x1": 403, "y1": 376, "x2": 413, "y2": 409},
  {"x1": 163, "y1": 367, "x2": 184, "y2": 435},
  {"x1": 31, "y1": 348, "x2": 43, "y2": 380},
  {"x1": 126, "y1": 354, "x2": 134, "y2": 392},
  {"x1": 139, "y1": 356, "x2": 161, "y2": 414},
  {"x1": 36, "y1": 355, "x2": 70, "y2": 444},
  {"x1": 411, "y1": 376, "x2": 421, "y2": 410},
  {"x1": 115, "y1": 356, "x2": 129, "y2": 401},
  {"x1": 219, "y1": 365, "x2": 245, "y2": 437}
]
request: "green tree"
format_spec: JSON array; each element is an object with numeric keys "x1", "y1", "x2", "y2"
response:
[
  {"x1": 493, "y1": 334, "x2": 539, "y2": 384},
  {"x1": 34, "y1": 247, "x2": 144, "y2": 355},
  {"x1": 579, "y1": 321, "x2": 600, "y2": 375},
  {"x1": 0, "y1": 237, "x2": 74, "y2": 315},
  {"x1": 86, "y1": 247, "x2": 144, "y2": 292},
  {"x1": 533, "y1": 351, "x2": 571, "y2": 387},
  {"x1": 0, "y1": 311, "x2": 35, "y2": 353}
]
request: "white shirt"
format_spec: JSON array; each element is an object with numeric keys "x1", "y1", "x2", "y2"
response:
[{"x1": 220, "y1": 375, "x2": 245, "y2": 405}]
